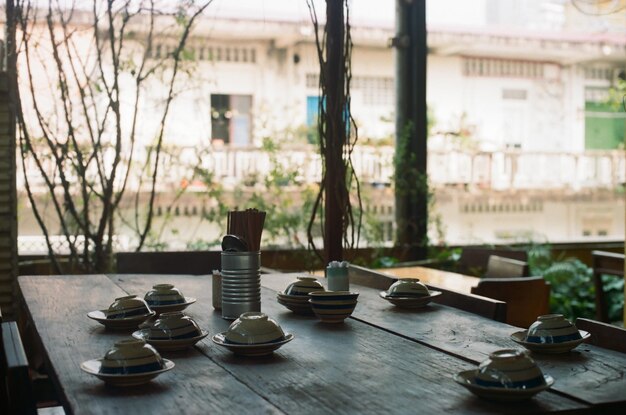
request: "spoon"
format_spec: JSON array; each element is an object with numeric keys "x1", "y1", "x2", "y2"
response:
[{"x1": 221, "y1": 234, "x2": 249, "y2": 252}]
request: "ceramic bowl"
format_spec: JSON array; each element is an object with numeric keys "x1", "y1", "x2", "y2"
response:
[
  {"x1": 144, "y1": 284, "x2": 186, "y2": 306},
  {"x1": 309, "y1": 291, "x2": 359, "y2": 323},
  {"x1": 284, "y1": 277, "x2": 325, "y2": 296},
  {"x1": 276, "y1": 292, "x2": 314, "y2": 315},
  {"x1": 106, "y1": 295, "x2": 152, "y2": 319},
  {"x1": 99, "y1": 339, "x2": 164, "y2": 375},
  {"x1": 475, "y1": 349, "x2": 546, "y2": 389},
  {"x1": 224, "y1": 312, "x2": 285, "y2": 345},
  {"x1": 146, "y1": 311, "x2": 202, "y2": 340},
  {"x1": 525, "y1": 314, "x2": 583, "y2": 344},
  {"x1": 386, "y1": 279, "x2": 430, "y2": 297}
]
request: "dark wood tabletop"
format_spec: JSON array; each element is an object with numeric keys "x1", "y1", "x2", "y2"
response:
[{"x1": 18, "y1": 273, "x2": 620, "y2": 414}]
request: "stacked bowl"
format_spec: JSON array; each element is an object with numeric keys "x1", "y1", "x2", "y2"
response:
[
  {"x1": 379, "y1": 279, "x2": 441, "y2": 308},
  {"x1": 133, "y1": 311, "x2": 208, "y2": 352},
  {"x1": 87, "y1": 295, "x2": 155, "y2": 330},
  {"x1": 144, "y1": 284, "x2": 196, "y2": 314},
  {"x1": 309, "y1": 291, "x2": 359, "y2": 323},
  {"x1": 510, "y1": 314, "x2": 589, "y2": 353},
  {"x1": 276, "y1": 277, "x2": 324, "y2": 315},
  {"x1": 80, "y1": 338, "x2": 174, "y2": 387},
  {"x1": 454, "y1": 349, "x2": 553, "y2": 401},
  {"x1": 212, "y1": 312, "x2": 294, "y2": 356}
]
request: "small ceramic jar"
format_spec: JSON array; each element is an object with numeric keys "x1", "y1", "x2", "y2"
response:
[
  {"x1": 148, "y1": 311, "x2": 202, "y2": 340},
  {"x1": 475, "y1": 349, "x2": 545, "y2": 389},
  {"x1": 107, "y1": 295, "x2": 151, "y2": 319},
  {"x1": 100, "y1": 339, "x2": 164, "y2": 374},
  {"x1": 326, "y1": 263, "x2": 349, "y2": 291},
  {"x1": 144, "y1": 284, "x2": 186, "y2": 306},
  {"x1": 225, "y1": 312, "x2": 285, "y2": 344},
  {"x1": 525, "y1": 314, "x2": 582, "y2": 344},
  {"x1": 284, "y1": 277, "x2": 324, "y2": 296},
  {"x1": 386, "y1": 279, "x2": 430, "y2": 298}
]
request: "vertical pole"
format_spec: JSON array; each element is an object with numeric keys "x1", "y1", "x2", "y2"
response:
[
  {"x1": 324, "y1": 0, "x2": 346, "y2": 263},
  {"x1": 394, "y1": 0, "x2": 428, "y2": 258},
  {"x1": 0, "y1": 0, "x2": 18, "y2": 318}
]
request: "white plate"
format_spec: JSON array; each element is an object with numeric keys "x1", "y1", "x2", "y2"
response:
[
  {"x1": 148, "y1": 297, "x2": 197, "y2": 315},
  {"x1": 379, "y1": 291, "x2": 442, "y2": 308},
  {"x1": 212, "y1": 332, "x2": 294, "y2": 356},
  {"x1": 132, "y1": 328, "x2": 209, "y2": 352},
  {"x1": 80, "y1": 358, "x2": 174, "y2": 387},
  {"x1": 87, "y1": 310, "x2": 155, "y2": 330},
  {"x1": 454, "y1": 370, "x2": 554, "y2": 402},
  {"x1": 510, "y1": 330, "x2": 590, "y2": 354}
]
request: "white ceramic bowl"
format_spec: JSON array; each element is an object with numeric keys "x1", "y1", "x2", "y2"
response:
[
  {"x1": 147, "y1": 311, "x2": 202, "y2": 340},
  {"x1": 144, "y1": 284, "x2": 186, "y2": 306},
  {"x1": 99, "y1": 339, "x2": 164, "y2": 375},
  {"x1": 284, "y1": 277, "x2": 325, "y2": 296},
  {"x1": 106, "y1": 295, "x2": 152, "y2": 319},
  {"x1": 525, "y1": 314, "x2": 582, "y2": 344},
  {"x1": 224, "y1": 312, "x2": 285, "y2": 345},
  {"x1": 475, "y1": 349, "x2": 546, "y2": 389},
  {"x1": 386, "y1": 279, "x2": 430, "y2": 298}
]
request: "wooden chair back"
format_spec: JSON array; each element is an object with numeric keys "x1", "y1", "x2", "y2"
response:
[
  {"x1": 591, "y1": 250, "x2": 625, "y2": 322},
  {"x1": 471, "y1": 276, "x2": 550, "y2": 328},
  {"x1": 2, "y1": 321, "x2": 37, "y2": 415},
  {"x1": 458, "y1": 247, "x2": 527, "y2": 276},
  {"x1": 575, "y1": 318, "x2": 626, "y2": 354},
  {"x1": 348, "y1": 265, "x2": 507, "y2": 322},
  {"x1": 484, "y1": 255, "x2": 529, "y2": 278},
  {"x1": 115, "y1": 251, "x2": 221, "y2": 275}
]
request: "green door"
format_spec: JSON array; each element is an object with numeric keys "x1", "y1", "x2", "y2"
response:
[{"x1": 585, "y1": 101, "x2": 625, "y2": 149}]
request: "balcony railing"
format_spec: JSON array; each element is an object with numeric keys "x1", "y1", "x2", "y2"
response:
[{"x1": 18, "y1": 145, "x2": 626, "y2": 193}]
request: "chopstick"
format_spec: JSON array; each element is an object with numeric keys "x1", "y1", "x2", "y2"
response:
[{"x1": 226, "y1": 208, "x2": 266, "y2": 252}]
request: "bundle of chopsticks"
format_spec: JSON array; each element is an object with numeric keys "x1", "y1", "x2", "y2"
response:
[{"x1": 227, "y1": 208, "x2": 266, "y2": 252}]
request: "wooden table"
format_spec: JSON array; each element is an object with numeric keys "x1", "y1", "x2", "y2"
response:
[
  {"x1": 374, "y1": 266, "x2": 478, "y2": 293},
  {"x1": 18, "y1": 273, "x2": 626, "y2": 414},
  {"x1": 315, "y1": 265, "x2": 479, "y2": 293}
]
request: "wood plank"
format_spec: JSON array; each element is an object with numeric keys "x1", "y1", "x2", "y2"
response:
[
  {"x1": 18, "y1": 275, "x2": 284, "y2": 415},
  {"x1": 111, "y1": 273, "x2": 586, "y2": 414},
  {"x1": 263, "y1": 274, "x2": 626, "y2": 407}
]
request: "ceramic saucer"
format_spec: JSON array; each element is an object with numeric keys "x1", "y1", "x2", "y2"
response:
[
  {"x1": 80, "y1": 358, "x2": 174, "y2": 387},
  {"x1": 87, "y1": 310, "x2": 155, "y2": 330},
  {"x1": 212, "y1": 332, "x2": 294, "y2": 356},
  {"x1": 132, "y1": 328, "x2": 209, "y2": 352},
  {"x1": 454, "y1": 370, "x2": 554, "y2": 402},
  {"x1": 148, "y1": 297, "x2": 197, "y2": 315},
  {"x1": 378, "y1": 291, "x2": 442, "y2": 308},
  {"x1": 510, "y1": 330, "x2": 590, "y2": 354}
]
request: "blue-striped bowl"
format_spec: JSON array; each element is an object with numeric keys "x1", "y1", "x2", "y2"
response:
[
  {"x1": 148, "y1": 311, "x2": 202, "y2": 340},
  {"x1": 144, "y1": 284, "x2": 186, "y2": 306},
  {"x1": 106, "y1": 295, "x2": 152, "y2": 320},
  {"x1": 525, "y1": 314, "x2": 582, "y2": 344},
  {"x1": 309, "y1": 291, "x2": 359, "y2": 323},
  {"x1": 475, "y1": 349, "x2": 546, "y2": 390},
  {"x1": 99, "y1": 339, "x2": 164, "y2": 375},
  {"x1": 284, "y1": 277, "x2": 325, "y2": 296}
]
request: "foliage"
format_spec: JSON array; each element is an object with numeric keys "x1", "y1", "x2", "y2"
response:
[
  {"x1": 529, "y1": 244, "x2": 623, "y2": 323},
  {"x1": 178, "y1": 137, "x2": 318, "y2": 251}
]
